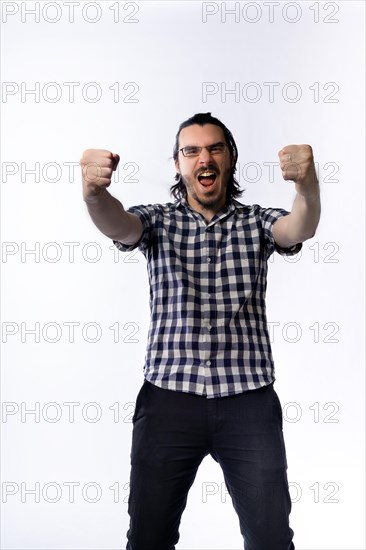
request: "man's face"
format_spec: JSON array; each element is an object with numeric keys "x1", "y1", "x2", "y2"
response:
[{"x1": 174, "y1": 124, "x2": 234, "y2": 216}]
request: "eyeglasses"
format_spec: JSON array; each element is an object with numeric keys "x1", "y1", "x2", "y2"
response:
[{"x1": 178, "y1": 142, "x2": 227, "y2": 158}]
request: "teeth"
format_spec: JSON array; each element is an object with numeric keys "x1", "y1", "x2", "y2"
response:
[{"x1": 200, "y1": 171, "x2": 215, "y2": 177}]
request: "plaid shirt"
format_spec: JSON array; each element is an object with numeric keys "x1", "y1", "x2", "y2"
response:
[{"x1": 113, "y1": 196, "x2": 302, "y2": 399}]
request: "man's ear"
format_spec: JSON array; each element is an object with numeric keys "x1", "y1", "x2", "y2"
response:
[{"x1": 175, "y1": 159, "x2": 180, "y2": 174}]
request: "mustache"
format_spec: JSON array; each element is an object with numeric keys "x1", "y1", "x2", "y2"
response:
[{"x1": 195, "y1": 165, "x2": 219, "y2": 177}]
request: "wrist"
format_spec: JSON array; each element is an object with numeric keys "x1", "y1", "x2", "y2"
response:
[
  {"x1": 295, "y1": 181, "x2": 320, "y2": 202},
  {"x1": 83, "y1": 188, "x2": 107, "y2": 206}
]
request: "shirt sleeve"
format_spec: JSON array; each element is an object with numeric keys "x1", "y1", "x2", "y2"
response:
[
  {"x1": 257, "y1": 205, "x2": 303, "y2": 258},
  {"x1": 112, "y1": 204, "x2": 157, "y2": 255}
]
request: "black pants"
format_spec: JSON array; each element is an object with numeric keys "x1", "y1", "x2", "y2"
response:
[{"x1": 126, "y1": 380, "x2": 295, "y2": 550}]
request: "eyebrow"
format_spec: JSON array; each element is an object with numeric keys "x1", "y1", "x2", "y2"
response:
[{"x1": 182, "y1": 141, "x2": 225, "y2": 148}]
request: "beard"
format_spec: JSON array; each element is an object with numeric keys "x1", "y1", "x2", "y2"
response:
[{"x1": 180, "y1": 172, "x2": 229, "y2": 211}]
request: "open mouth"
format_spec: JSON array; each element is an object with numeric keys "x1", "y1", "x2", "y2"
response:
[{"x1": 197, "y1": 170, "x2": 217, "y2": 187}]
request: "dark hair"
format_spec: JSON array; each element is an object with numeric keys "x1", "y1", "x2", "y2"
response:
[{"x1": 170, "y1": 112, "x2": 243, "y2": 201}]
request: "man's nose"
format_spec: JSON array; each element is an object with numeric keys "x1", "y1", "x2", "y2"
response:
[{"x1": 198, "y1": 147, "x2": 213, "y2": 164}]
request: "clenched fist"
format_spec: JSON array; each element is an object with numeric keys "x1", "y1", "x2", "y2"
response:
[
  {"x1": 80, "y1": 149, "x2": 120, "y2": 203},
  {"x1": 278, "y1": 144, "x2": 319, "y2": 197}
]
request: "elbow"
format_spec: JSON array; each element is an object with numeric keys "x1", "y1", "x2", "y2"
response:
[{"x1": 301, "y1": 229, "x2": 316, "y2": 243}]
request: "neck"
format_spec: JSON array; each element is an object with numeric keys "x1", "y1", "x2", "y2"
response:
[{"x1": 185, "y1": 196, "x2": 227, "y2": 222}]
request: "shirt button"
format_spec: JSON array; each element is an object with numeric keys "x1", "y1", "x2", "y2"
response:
[
  {"x1": 206, "y1": 360, "x2": 211, "y2": 366},
  {"x1": 207, "y1": 325, "x2": 212, "y2": 331},
  {"x1": 207, "y1": 257, "x2": 211, "y2": 263}
]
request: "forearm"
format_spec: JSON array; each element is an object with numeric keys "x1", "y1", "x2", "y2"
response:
[
  {"x1": 287, "y1": 188, "x2": 321, "y2": 242},
  {"x1": 84, "y1": 188, "x2": 141, "y2": 243},
  {"x1": 275, "y1": 144, "x2": 322, "y2": 246}
]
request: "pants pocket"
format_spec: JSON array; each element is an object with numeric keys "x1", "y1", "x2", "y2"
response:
[
  {"x1": 132, "y1": 379, "x2": 147, "y2": 424},
  {"x1": 272, "y1": 387, "x2": 284, "y2": 430}
]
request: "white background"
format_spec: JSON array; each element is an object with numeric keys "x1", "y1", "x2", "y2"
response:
[{"x1": 1, "y1": 1, "x2": 365, "y2": 549}]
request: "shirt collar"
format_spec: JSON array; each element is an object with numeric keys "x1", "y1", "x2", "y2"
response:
[{"x1": 174, "y1": 195, "x2": 239, "y2": 225}]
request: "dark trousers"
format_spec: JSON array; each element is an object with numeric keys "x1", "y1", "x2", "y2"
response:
[{"x1": 126, "y1": 379, "x2": 295, "y2": 550}]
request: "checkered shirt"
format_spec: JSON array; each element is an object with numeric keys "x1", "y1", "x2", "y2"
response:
[{"x1": 113, "y1": 196, "x2": 302, "y2": 398}]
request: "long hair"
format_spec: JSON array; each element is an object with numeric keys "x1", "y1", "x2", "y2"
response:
[{"x1": 170, "y1": 112, "x2": 243, "y2": 201}]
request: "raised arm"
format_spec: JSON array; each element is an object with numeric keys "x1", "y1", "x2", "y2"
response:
[
  {"x1": 80, "y1": 149, "x2": 143, "y2": 245},
  {"x1": 272, "y1": 144, "x2": 321, "y2": 248}
]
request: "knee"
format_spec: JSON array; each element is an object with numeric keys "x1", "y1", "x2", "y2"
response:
[{"x1": 244, "y1": 527, "x2": 295, "y2": 550}]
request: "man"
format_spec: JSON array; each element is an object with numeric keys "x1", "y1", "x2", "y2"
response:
[{"x1": 80, "y1": 113, "x2": 321, "y2": 550}]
